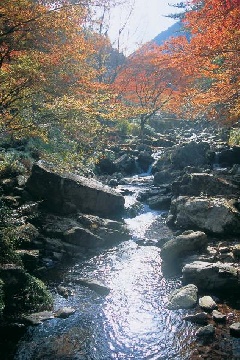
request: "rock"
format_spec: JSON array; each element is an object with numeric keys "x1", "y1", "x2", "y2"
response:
[
  {"x1": 26, "y1": 161, "x2": 125, "y2": 217},
  {"x1": 147, "y1": 195, "x2": 172, "y2": 210},
  {"x1": 114, "y1": 154, "x2": 137, "y2": 175},
  {"x1": 218, "y1": 147, "x2": 240, "y2": 167},
  {"x1": 55, "y1": 307, "x2": 76, "y2": 319},
  {"x1": 168, "y1": 284, "x2": 198, "y2": 309},
  {"x1": 171, "y1": 141, "x2": 210, "y2": 170},
  {"x1": 153, "y1": 169, "x2": 180, "y2": 185},
  {"x1": 161, "y1": 231, "x2": 208, "y2": 263},
  {"x1": 182, "y1": 261, "x2": 239, "y2": 292},
  {"x1": 172, "y1": 173, "x2": 238, "y2": 197},
  {"x1": 97, "y1": 157, "x2": 116, "y2": 175},
  {"x1": 137, "y1": 151, "x2": 154, "y2": 172},
  {"x1": 23, "y1": 311, "x2": 54, "y2": 325},
  {"x1": 168, "y1": 196, "x2": 240, "y2": 234},
  {"x1": 212, "y1": 310, "x2": 226, "y2": 323},
  {"x1": 199, "y1": 296, "x2": 218, "y2": 311},
  {"x1": 183, "y1": 312, "x2": 209, "y2": 325},
  {"x1": 232, "y1": 244, "x2": 240, "y2": 258},
  {"x1": 57, "y1": 286, "x2": 72, "y2": 298},
  {"x1": 63, "y1": 226, "x2": 103, "y2": 248},
  {"x1": 77, "y1": 214, "x2": 129, "y2": 244},
  {"x1": 229, "y1": 322, "x2": 240, "y2": 337},
  {"x1": 16, "y1": 250, "x2": 40, "y2": 272},
  {"x1": 195, "y1": 324, "x2": 215, "y2": 338},
  {"x1": 75, "y1": 278, "x2": 110, "y2": 296}
]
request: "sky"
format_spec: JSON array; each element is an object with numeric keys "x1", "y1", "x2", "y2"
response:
[{"x1": 107, "y1": 0, "x2": 183, "y2": 55}]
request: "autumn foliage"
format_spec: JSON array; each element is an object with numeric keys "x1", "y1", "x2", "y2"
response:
[
  {"x1": 0, "y1": 0, "x2": 122, "y2": 153},
  {"x1": 114, "y1": 0, "x2": 239, "y2": 128}
]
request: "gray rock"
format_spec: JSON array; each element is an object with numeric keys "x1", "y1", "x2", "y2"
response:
[
  {"x1": 230, "y1": 322, "x2": 240, "y2": 337},
  {"x1": 183, "y1": 312, "x2": 209, "y2": 325},
  {"x1": 182, "y1": 261, "x2": 239, "y2": 291},
  {"x1": 196, "y1": 324, "x2": 215, "y2": 338},
  {"x1": 199, "y1": 296, "x2": 218, "y2": 311},
  {"x1": 212, "y1": 310, "x2": 226, "y2": 323},
  {"x1": 55, "y1": 307, "x2": 76, "y2": 319},
  {"x1": 23, "y1": 311, "x2": 54, "y2": 325},
  {"x1": 75, "y1": 278, "x2": 110, "y2": 296},
  {"x1": 168, "y1": 284, "x2": 198, "y2": 309},
  {"x1": 172, "y1": 173, "x2": 238, "y2": 197},
  {"x1": 168, "y1": 196, "x2": 240, "y2": 234},
  {"x1": 147, "y1": 195, "x2": 172, "y2": 210},
  {"x1": 26, "y1": 161, "x2": 125, "y2": 217},
  {"x1": 161, "y1": 231, "x2": 208, "y2": 263},
  {"x1": 171, "y1": 141, "x2": 210, "y2": 170},
  {"x1": 64, "y1": 226, "x2": 103, "y2": 248}
]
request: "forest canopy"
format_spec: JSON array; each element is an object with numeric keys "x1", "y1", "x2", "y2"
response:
[{"x1": 0, "y1": 0, "x2": 239, "y2": 167}]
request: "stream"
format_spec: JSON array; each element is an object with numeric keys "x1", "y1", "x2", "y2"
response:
[{"x1": 15, "y1": 172, "x2": 199, "y2": 360}]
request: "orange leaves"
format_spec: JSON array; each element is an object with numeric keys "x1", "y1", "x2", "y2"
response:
[{"x1": 161, "y1": 0, "x2": 240, "y2": 123}]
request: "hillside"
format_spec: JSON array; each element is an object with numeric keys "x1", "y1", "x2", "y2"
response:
[{"x1": 153, "y1": 21, "x2": 189, "y2": 46}]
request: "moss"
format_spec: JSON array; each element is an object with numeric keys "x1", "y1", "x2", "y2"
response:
[{"x1": 1, "y1": 268, "x2": 53, "y2": 315}]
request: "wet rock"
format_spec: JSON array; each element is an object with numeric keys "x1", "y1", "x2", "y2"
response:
[
  {"x1": 147, "y1": 195, "x2": 172, "y2": 210},
  {"x1": 137, "y1": 150, "x2": 154, "y2": 172},
  {"x1": 199, "y1": 296, "x2": 218, "y2": 311},
  {"x1": 57, "y1": 286, "x2": 72, "y2": 298},
  {"x1": 23, "y1": 311, "x2": 54, "y2": 325},
  {"x1": 171, "y1": 141, "x2": 210, "y2": 170},
  {"x1": 77, "y1": 214, "x2": 129, "y2": 244},
  {"x1": 26, "y1": 161, "x2": 125, "y2": 217},
  {"x1": 182, "y1": 261, "x2": 239, "y2": 292},
  {"x1": 168, "y1": 196, "x2": 240, "y2": 234},
  {"x1": 183, "y1": 312, "x2": 209, "y2": 325},
  {"x1": 75, "y1": 278, "x2": 110, "y2": 296},
  {"x1": 212, "y1": 310, "x2": 226, "y2": 323},
  {"x1": 64, "y1": 226, "x2": 103, "y2": 248},
  {"x1": 161, "y1": 231, "x2": 208, "y2": 263},
  {"x1": 229, "y1": 322, "x2": 240, "y2": 337},
  {"x1": 55, "y1": 307, "x2": 76, "y2": 319},
  {"x1": 168, "y1": 284, "x2": 198, "y2": 309},
  {"x1": 196, "y1": 324, "x2": 215, "y2": 338}
]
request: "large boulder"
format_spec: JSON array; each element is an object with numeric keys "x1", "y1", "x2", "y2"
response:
[
  {"x1": 170, "y1": 141, "x2": 210, "y2": 170},
  {"x1": 172, "y1": 173, "x2": 239, "y2": 197},
  {"x1": 161, "y1": 231, "x2": 208, "y2": 263},
  {"x1": 182, "y1": 261, "x2": 240, "y2": 292},
  {"x1": 26, "y1": 161, "x2": 125, "y2": 217},
  {"x1": 167, "y1": 196, "x2": 240, "y2": 234}
]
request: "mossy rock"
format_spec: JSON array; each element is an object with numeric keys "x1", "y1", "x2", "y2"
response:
[{"x1": 0, "y1": 265, "x2": 53, "y2": 315}]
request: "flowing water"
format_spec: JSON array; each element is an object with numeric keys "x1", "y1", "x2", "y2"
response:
[{"x1": 15, "y1": 173, "x2": 199, "y2": 360}]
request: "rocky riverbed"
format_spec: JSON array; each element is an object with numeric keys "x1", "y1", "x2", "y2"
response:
[{"x1": 0, "y1": 119, "x2": 240, "y2": 359}]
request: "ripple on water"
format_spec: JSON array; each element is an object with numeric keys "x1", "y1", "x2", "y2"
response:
[{"x1": 15, "y1": 242, "x2": 195, "y2": 360}]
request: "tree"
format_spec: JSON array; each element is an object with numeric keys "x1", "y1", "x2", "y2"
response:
[
  {"x1": 163, "y1": 0, "x2": 240, "y2": 124},
  {"x1": 113, "y1": 43, "x2": 180, "y2": 140}
]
